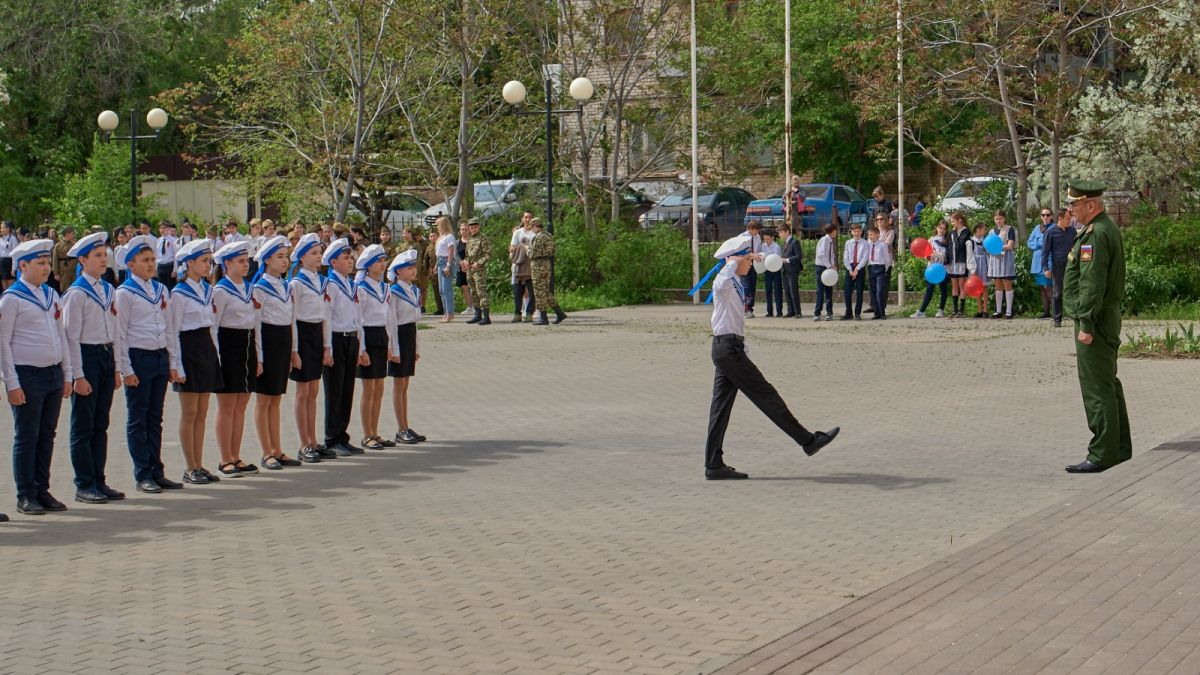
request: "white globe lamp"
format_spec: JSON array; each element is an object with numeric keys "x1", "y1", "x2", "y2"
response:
[{"x1": 502, "y1": 80, "x2": 527, "y2": 105}]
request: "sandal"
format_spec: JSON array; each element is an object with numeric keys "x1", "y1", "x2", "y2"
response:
[
  {"x1": 276, "y1": 454, "x2": 302, "y2": 467},
  {"x1": 361, "y1": 436, "x2": 385, "y2": 451},
  {"x1": 217, "y1": 462, "x2": 242, "y2": 478},
  {"x1": 261, "y1": 456, "x2": 283, "y2": 470},
  {"x1": 377, "y1": 435, "x2": 397, "y2": 448},
  {"x1": 235, "y1": 460, "x2": 259, "y2": 474}
]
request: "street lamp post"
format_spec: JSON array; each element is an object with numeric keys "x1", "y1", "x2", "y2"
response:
[{"x1": 97, "y1": 107, "x2": 169, "y2": 229}]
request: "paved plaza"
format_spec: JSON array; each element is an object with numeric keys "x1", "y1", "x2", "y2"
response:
[{"x1": 1, "y1": 305, "x2": 1196, "y2": 674}]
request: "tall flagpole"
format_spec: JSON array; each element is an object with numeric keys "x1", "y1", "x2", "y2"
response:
[
  {"x1": 690, "y1": 0, "x2": 700, "y2": 302},
  {"x1": 896, "y1": 0, "x2": 906, "y2": 308},
  {"x1": 783, "y1": 0, "x2": 792, "y2": 220}
]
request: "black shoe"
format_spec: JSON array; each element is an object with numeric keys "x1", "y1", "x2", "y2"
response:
[
  {"x1": 705, "y1": 466, "x2": 749, "y2": 480},
  {"x1": 766, "y1": 312, "x2": 775, "y2": 317},
  {"x1": 218, "y1": 463, "x2": 243, "y2": 478},
  {"x1": 478, "y1": 309, "x2": 492, "y2": 326},
  {"x1": 0, "y1": 512, "x2": 8, "y2": 522},
  {"x1": 783, "y1": 313, "x2": 795, "y2": 318},
  {"x1": 1066, "y1": 460, "x2": 1108, "y2": 473},
  {"x1": 136, "y1": 479, "x2": 163, "y2": 494},
  {"x1": 1053, "y1": 321, "x2": 1062, "y2": 328},
  {"x1": 154, "y1": 476, "x2": 184, "y2": 490},
  {"x1": 315, "y1": 445, "x2": 339, "y2": 459},
  {"x1": 98, "y1": 485, "x2": 126, "y2": 501},
  {"x1": 992, "y1": 312, "x2": 1002, "y2": 319},
  {"x1": 466, "y1": 310, "x2": 482, "y2": 324},
  {"x1": 406, "y1": 428, "x2": 427, "y2": 442},
  {"x1": 299, "y1": 447, "x2": 323, "y2": 463},
  {"x1": 74, "y1": 488, "x2": 109, "y2": 504},
  {"x1": 533, "y1": 311, "x2": 549, "y2": 326},
  {"x1": 553, "y1": 306, "x2": 567, "y2": 324},
  {"x1": 37, "y1": 492, "x2": 68, "y2": 511},
  {"x1": 344, "y1": 442, "x2": 365, "y2": 455},
  {"x1": 182, "y1": 470, "x2": 209, "y2": 485},
  {"x1": 511, "y1": 314, "x2": 522, "y2": 323},
  {"x1": 199, "y1": 468, "x2": 221, "y2": 483},
  {"x1": 17, "y1": 496, "x2": 45, "y2": 515},
  {"x1": 277, "y1": 455, "x2": 303, "y2": 467},
  {"x1": 330, "y1": 443, "x2": 353, "y2": 457},
  {"x1": 396, "y1": 429, "x2": 420, "y2": 445},
  {"x1": 802, "y1": 427, "x2": 841, "y2": 457}
]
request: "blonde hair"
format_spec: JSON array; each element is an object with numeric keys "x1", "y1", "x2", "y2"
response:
[{"x1": 436, "y1": 216, "x2": 453, "y2": 237}]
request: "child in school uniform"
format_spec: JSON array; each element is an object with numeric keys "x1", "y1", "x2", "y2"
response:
[
  {"x1": 987, "y1": 210, "x2": 1018, "y2": 319},
  {"x1": 170, "y1": 238, "x2": 223, "y2": 485},
  {"x1": 388, "y1": 249, "x2": 425, "y2": 444},
  {"x1": 322, "y1": 238, "x2": 366, "y2": 457},
  {"x1": 759, "y1": 230, "x2": 782, "y2": 317},
  {"x1": 842, "y1": 223, "x2": 868, "y2": 320},
  {"x1": 866, "y1": 227, "x2": 889, "y2": 319},
  {"x1": 212, "y1": 241, "x2": 259, "y2": 478},
  {"x1": 355, "y1": 244, "x2": 394, "y2": 450},
  {"x1": 114, "y1": 236, "x2": 181, "y2": 494},
  {"x1": 252, "y1": 235, "x2": 302, "y2": 470},
  {"x1": 288, "y1": 233, "x2": 331, "y2": 463},
  {"x1": 813, "y1": 223, "x2": 838, "y2": 321},
  {"x1": 63, "y1": 231, "x2": 125, "y2": 504},
  {"x1": 0, "y1": 239, "x2": 73, "y2": 517},
  {"x1": 945, "y1": 212, "x2": 973, "y2": 317},
  {"x1": 912, "y1": 220, "x2": 950, "y2": 318},
  {"x1": 969, "y1": 222, "x2": 991, "y2": 318}
]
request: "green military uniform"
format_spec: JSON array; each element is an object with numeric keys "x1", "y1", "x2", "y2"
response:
[
  {"x1": 465, "y1": 224, "x2": 491, "y2": 310},
  {"x1": 527, "y1": 224, "x2": 567, "y2": 324},
  {"x1": 53, "y1": 235, "x2": 77, "y2": 289},
  {"x1": 1062, "y1": 181, "x2": 1131, "y2": 469}
]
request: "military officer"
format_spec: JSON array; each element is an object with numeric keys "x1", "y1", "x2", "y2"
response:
[
  {"x1": 1062, "y1": 180, "x2": 1131, "y2": 474},
  {"x1": 527, "y1": 219, "x2": 566, "y2": 325},
  {"x1": 464, "y1": 218, "x2": 492, "y2": 325},
  {"x1": 53, "y1": 227, "x2": 78, "y2": 291}
]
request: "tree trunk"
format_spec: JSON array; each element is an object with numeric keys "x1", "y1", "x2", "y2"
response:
[
  {"x1": 609, "y1": 98, "x2": 624, "y2": 225},
  {"x1": 579, "y1": 139, "x2": 594, "y2": 230},
  {"x1": 451, "y1": 22, "x2": 473, "y2": 226},
  {"x1": 1051, "y1": 11, "x2": 1066, "y2": 214},
  {"x1": 995, "y1": 58, "x2": 1029, "y2": 238}
]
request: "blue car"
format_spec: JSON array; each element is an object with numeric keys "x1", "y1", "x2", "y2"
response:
[{"x1": 743, "y1": 183, "x2": 872, "y2": 237}]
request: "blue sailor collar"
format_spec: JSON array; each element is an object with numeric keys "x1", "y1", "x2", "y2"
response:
[
  {"x1": 5, "y1": 279, "x2": 55, "y2": 311},
  {"x1": 67, "y1": 273, "x2": 114, "y2": 311},
  {"x1": 215, "y1": 277, "x2": 253, "y2": 304},
  {"x1": 254, "y1": 274, "x2": 290, "y2": 304},
  {"x1": 173, "y1": 277, "x2": 213, "y2": 306},
  {"x1": 390, "y1": 281, "x2": 419, "y2": 308},
  {"x1": 294, "y1": 268, "x2": 327, "y2": 296},
  {"x1": 326, "y1": 269, "x2": 355, "y2": 300},
  {"x1": 358, "y1": 277, "x2": 388, "y2": 303}
]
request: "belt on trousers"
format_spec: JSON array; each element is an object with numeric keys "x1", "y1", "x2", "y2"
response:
[
  {"x1": 713, "y1": 334, "x2": 744, "y2": 343},
  {"x1": 332, "y1": 331, "x2": 358, "y2": 338},
  {"x1": 81, "y1": 342, "x2": 113, "y2": 351}
]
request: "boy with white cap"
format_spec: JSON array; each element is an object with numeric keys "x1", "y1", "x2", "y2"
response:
[
  {"x1": 322, "y1": 238, "x2": 367, "y2": 456},
  {"x1": 388, "y1": 249, "x2": 425, "y2": 444},
  {"x1": 115, "y1": 235, "x2": 181, "y2": 493},
  {"x1": 696, "y1": 234, "x2": 840, "y2": 480},
  {"x1": 0, "y1": 239, "x2": 73, "y2": 515},
  {"x1": 63, "y1": 231, "x2": 125, "y2": 504}
]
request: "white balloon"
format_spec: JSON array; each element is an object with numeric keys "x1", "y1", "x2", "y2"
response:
[
  {"x1": 764, "y1": 253, "x2": 783, "y2": 273},
  {"x1": 753, "y1": 259, "x2": 766, "y2": 274},
  {"x1": 821, "y1": 268, "x2": 839, "y2": 287}
]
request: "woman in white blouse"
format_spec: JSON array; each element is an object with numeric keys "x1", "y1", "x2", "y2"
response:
[
  {"x1": 169, "y1": 239, "x2": 222, "y2": 485},
  {"x1": 433, "y1": 217, "x2": 457, "y2": 323}
]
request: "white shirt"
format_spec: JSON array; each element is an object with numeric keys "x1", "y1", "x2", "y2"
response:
[
  {"x1": 357, "y1": 276, "x2": 391, "y2": 328},
  {"x1": 114, "y1": 245, "x2": 128, "y2": 272},
  {"x1": 0, "y1": 281, "x2": 71, "y2": 390},
  {"x1": 389, "y1": 280, "x2": 421, "y2": 357},
  {"x1": 709, "y1": 262, "x2": 745, "y2": 337},
  {"x1": 224, "y1": 232, "x2": 248, "y2": 245},
  {"x1": 169, "y1": 277, "x2": 217, "y2": 377},
  {"x1": 738, "y1": 230, "x2": 762, "y2": 255},
  {"x1": 62, "y1": 272, "x2": 117, "y2": 380},
  {"x1": 867, "y1": 240, "x2": 892, "y2": 267},
  {"x1": 760, "y1": 241, "x2": 781, "y2": 259},
  {"x1": 815, "y1": 235, "x2": 838, "y2": 268},
  {"x1": 0, "y1": 234, "x2": 18, "y2": 258},
  {"x1": 114, "y1": 274, "x2": 169, "y2": 373},
  {"x1": 843, "y1": 238, "x2": 868, "y2": 272},
  {"x1": 213, "y1": 277, "x2": 258, "y2": 330},
  {"x1": 435, "y1": 234, "x2": 456, "y2": 258},
  {"x1": 323, "y1": 269, "x2": 364, "y2": 351},
  {"x1": 157, "y1": 235, "x2": 178, "y2": 263}
]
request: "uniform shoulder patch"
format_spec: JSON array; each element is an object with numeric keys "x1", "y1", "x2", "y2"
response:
[{"x1": 1080, "y1": 244, "x2": 1093, "y2": 262}]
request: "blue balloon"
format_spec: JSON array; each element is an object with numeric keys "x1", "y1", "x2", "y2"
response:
[
  {"x1": 984, "y1": 232, "x2": 1004, "y2": 255},
  {"x1": 924, "y1": 262, "x2": 947, "y2": 284}
]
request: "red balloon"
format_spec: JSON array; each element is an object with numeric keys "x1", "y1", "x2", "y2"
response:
[
  {"x1": 910, "y1": 237, "x2": 932, "y2": 259},
  {"x1": 963, "y1": 275, "x2": 985, "y2": 298}
]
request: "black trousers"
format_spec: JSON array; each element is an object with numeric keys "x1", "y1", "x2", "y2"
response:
[
  {"x1": 323, "y1": 333, "x2": 359, "y2": 447},
  {"x1": 763, "y1": 271, "x2": 782, "y2": 315},
  {"x1": 869, "y1": 265, "x2": 889, "y2": 317},
  {"x1": 782, "y1": 270, "x2": 800, "y2": 316},
  {"x1": 513, "y1": 279, "x2": 534, "y2": 315},
  {"x1": 1052, "y1": 263, "x2": 1067, "y2": 322},
  {"x1": 70, "y1": 343, "x2": 115, "y2": 490},
  {"x1": 705, "y1": 336, "x2": 813, "y2": 469},
  {"x1": 741, "y1": 268, "x2": 758, "y2": 311},
  {"x1": 156, "y1": 263, "x2": 177, "y2": 290},
  {"x1": 125, "y1": 348, "x2": 169, "y2": 483},
  {"x1": 844, "y1": 270, "x2": 866, "y2": 317},
  {"x1": 11, "y1": 364, "x2": 64, "y2": 499}
]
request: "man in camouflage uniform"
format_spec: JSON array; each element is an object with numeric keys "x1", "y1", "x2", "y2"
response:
[
  {"x1": 528, "y1": 218, "x2": 567, "y2": 325},
  {"x1": 1062, "y1": 180, "x2": 1131, "y2": 474},
  {"x1": 53, "y1": 227, "x2": 78, "y2": 291},
  {"x1": 465, "y1": 218, "x2": 492, "y2": 325}
]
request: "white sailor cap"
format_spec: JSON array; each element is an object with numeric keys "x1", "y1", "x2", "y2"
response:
[
  {"x1": 356, "y1": 244, "x2": 387, "y2": 271},
  {"x1": 321, "y1": 238, "x2": 352, "y2": 266},
  {"x1": 213, "y1": 240, "x2": 250, "y2": 265},
  {"x1": 11, "y1": 239, "x2": 53, "y2": 265},
  {"x1": 177, "y1": 238, "x2": 214, "y2": 265},
  {"x1": 123, "y1": 234, "x2": 157, "y2": 265},
  {"x1": 714, "y1": 234, "x2": 753, "y2": 259},
  {"x1": 256, "y1": 235, "x2": 289, "y2": 263},
  {"x1": 386, "y1": 249, "x2": 419, "y2": 281},
  {"x1": 67, "y1": 231, "x2": 108, "y2": 259},
  {"x1": 291, "y1": 233, "x2": 320, "y2": 261}
]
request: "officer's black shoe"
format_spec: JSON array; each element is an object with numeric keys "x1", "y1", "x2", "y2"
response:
[
  {"x1": 396, "y1": 429, "x2": 420, "y2": 445},
  {"x1": 407, "y1": 428, "x2": 427, "y2": 442},
  {"x1": 705, "y1": 466, "x2": 749, "y2": 480},
  {"x1": 74, "y1": 488, "x2": 109, "y2": 504},
  {"x1": 802, "y1": 427, "x2": 841, "y2": 457},
  {"x1": 154, "y1": 476, "x2": 184, "y2": 490},
  {"x1": 552, "y1": 306, "x2": 567, "y2": 324},
  {"x1": 1066, "y1": 460, "x2": 1108, "y2": 473},
  {"x1": 533, "y1": 311, "x2": 549, "y2": 325},
  {"x1": 136, "y1": 479, "x2": 163, "y2": 494},
  {"x1": 17, "y1": 496, "x2": 45, "y2": 515},
  {"x1": 344, "y1": 442, "x2": 365, "y2": 455},
  {"x1": 466, "y1": 308, "x2": 482, "y2": 324},
  {"x1": 478, "y1": 309, "x2": 492, "y2": 325},
  {"x1": 298, "y1": 447, "x2": 323, "y2": 463},
  {"x1": 98, "y1": 485, "x2": 126, "y2": 501},
  {"x1": 37, "y1": 492, "x2": 68, "y2": 511},
  {"x1": 315, "y1": 445, "x2": 339, "y2": 459}
]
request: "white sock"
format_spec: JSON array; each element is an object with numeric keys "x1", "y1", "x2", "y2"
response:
[
  {"x1": 994, "y1": 290, "x2": 1002, "y2": 314},
  {"x1": 1005, "y1": 290, "x2": 1014, "y2": 315}
]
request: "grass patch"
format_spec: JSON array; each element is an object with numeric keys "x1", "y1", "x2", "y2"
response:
[
  {"x1": 1127, "y1": 302, "x2": 1200, "y2": 321},
  {"x1": 1121, "y1": 323, "x2": 1200, "y2": 358},
  {"x1": 557, "y1": 287, "x2": 637, "y2": 312}
]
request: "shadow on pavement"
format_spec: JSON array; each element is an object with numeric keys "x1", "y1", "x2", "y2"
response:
[
  {"x1": 0, "y1": 438, "x2": 558, "y2": 548},
  {"x1": 752, "y1": 472, "x2": 953, "y2": 490}
]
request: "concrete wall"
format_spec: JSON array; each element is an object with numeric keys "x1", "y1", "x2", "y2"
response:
[{"x1": 141, "y1": 179, "x2": 248, "y2": 225}]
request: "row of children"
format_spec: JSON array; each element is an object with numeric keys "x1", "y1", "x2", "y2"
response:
[{"x1": 0, "y1": 230, "x2": 425, "y2": 521}]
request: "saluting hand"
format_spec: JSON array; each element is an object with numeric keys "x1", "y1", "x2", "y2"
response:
[
  {"x1": 8, "y1": 388, "x2": 25, "y2": 406},
  {"x1": 73, "y1": 378, "x2": 93, "y2": 397},
  {"x1": 1077, "y1": 331, "x2": 1093, "y2": 345}
]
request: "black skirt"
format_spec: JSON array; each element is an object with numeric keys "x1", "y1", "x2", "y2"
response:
[
  {"x1": 1, "y1": 257, "x2": 14, "y2": 281},
  {"x1": 256, "y1": 323, "x2": 292, "y2": 395},
  {"x1": 174, "y1": 327, "x2": 223, "y2": 393},
  {"x1": 387, "y1": 323, "x2": 417, "y2": 378},
  {"x1": 216, "y1": 327, "x2": 257, "y2": 394},
  {"x1": 290, "y1": 320, "x2": 324, "y2": 383},
  {"x1": 357, "y1": 325, "x2": 389, "y2": 379}
]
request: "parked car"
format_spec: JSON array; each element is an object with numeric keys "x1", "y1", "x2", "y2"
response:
[
  {"x1": 354, "y1": 192, "x2": 430, "y2": 232},
  {"x1": 639, "y1": 187, "x2": 757, "y2": 241},
  {"x1": 423, "y1": 179, "x2": 543, "y2": 225},
  {"x1": 935, "y1": 176, "x2": 1040, "y2": 215},
  {"x1": 743, "y1": 183, "x2": 871, "y2": 237}
]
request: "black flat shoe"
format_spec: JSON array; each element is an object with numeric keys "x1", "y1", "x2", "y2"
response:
[
  {"x1": 706, "y1": 466, "x2": 749, "y2": 480},
  {"x1": 74, "y1": 488, "x2": 109, "y2": 504},
  {"x1": 0, "y1": 512, "x2": 8, "y2": 522},
  {"x1": 17, "y1": 496, "x2": 45, "y2": 515},
  {"x1": 803, "y1": 427, "x2": 841, "y2": 457},
  {"x1": 182, "y1": 470, "x2": 209, "y2": 485},
  {"x1": 261, "y1": 456, "x2": 284, "y2": 471},
  {"x1": 344, "y1": 443, "x2": 364, "y2": 455},
  {"x1": 98, "y1": 485, "x2": 126, "y2": 501},
  {"x1": 1066, "y1": 460, "x2": 1108, "y2": 473},
  {"x1": 199, "y1": 468, "x2": 221, "y2": 482},
  {"x1": 396, "y1": 429, "x2": 420, "y2": 445},
  {"x1": 406, "y1": 428, "x2": 427, "y2": 442},
  {"x1": 299, "y1": 447, "x2": 323, "y2": 463},
  {"x1": 136, "y1": 479, "x2": 163, "y2": 494},
  {"x1": 277, "y1": 455, "x2": 303, "y2": 467},
  {"x1": 37, "y1": 492, "x2": 68, "y2": 511},
  {"x1": 154, "y1": 476, "x2": 184, "y2": 490},
  {"x1": 315, "y1": 445, "x2": 339, "y2": 459},
  {"x1": 218, "y1": 462, "x2": 243, "y2": 478},
  {"x1": 235, "y1": 461, "x2": 259, "y2": 474}
]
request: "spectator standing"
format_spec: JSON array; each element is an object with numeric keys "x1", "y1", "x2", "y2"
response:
[
  {"x1": 870, "y1": 187, "x2": 893, "y2": 226},
  {"x1": 1042, "y1": 207, "x2": 1074, "y2": 327},
  {"x1": 433, "y1": 218, "x2": 457, "y2": 323},
  {"x1": 1028, "y1": 209, "x2": 1054, "y2": 318},
  {"x1": 841, "y1": 223, "x2": 868, "y2": 320},
  {"x1": 0, "y1": 220, "x2": 19, "y2": 291},
  {"x1": 509, "y1": 211, "x2": 536, "y2": 322},
  {"x1": 779, "y1": 224, "x2": 803, "y2": 318},
  {"x1": 739, "y1": 221, "x2": 763, "y2": 318},
  {"x1": 813, "y1": 223, "x2": 838, "y2": 321},
  {"x1": 912, "y1": 220, "x2": 949, "y2": 318},
  {"x1": 986, "y1": 211, "x2": 1018, "y2": 319},
  {"x1": 760, "y1": 230, "x2": 782, "y2": 317}
]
